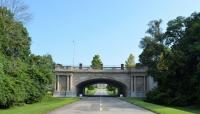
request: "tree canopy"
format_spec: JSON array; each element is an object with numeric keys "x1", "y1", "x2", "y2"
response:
[
  {"x1": 125, "y1": 53, "x2": 135, "y2": 68},
  {"x1": 139, "y1": 12, "x2": 200, "y2": 106},
  {"x1": 91, "y1": 55, "x2": 103, "y2": 69},
  {"x1": 0, "y1": 0, "x2": 31, "y2": 23},
  {"x1": 0, "y1": 8, "x2": 54, "y2": 108}
]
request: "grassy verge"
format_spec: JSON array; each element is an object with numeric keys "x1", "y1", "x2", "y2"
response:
[
  {"x1": 122, "y1": 98, "x2": 200, "y2": 114},
  {"x1": 0, "y1": 96, "x2": 79, "y2": 114}
]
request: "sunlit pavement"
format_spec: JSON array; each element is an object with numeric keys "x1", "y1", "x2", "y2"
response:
[
  {"x1": 47, "y1": 97, "x2": 155, "y2": 114},
  {"x1": 95, "y1": 88, "x2": 108, "y2": 96}
]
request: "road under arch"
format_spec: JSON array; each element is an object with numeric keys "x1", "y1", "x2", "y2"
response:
[{"x1": 76, "y1": 78, "x2": 127, "y2": 97}]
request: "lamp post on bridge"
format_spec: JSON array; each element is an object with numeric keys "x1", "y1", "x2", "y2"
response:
[{"x1": 72, "y1": 40, "x2": 75, "y2": 68}]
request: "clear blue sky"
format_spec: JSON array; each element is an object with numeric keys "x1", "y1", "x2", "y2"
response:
[{"x1": 26, "y1": 0, "x2": 200, "y2": 66}]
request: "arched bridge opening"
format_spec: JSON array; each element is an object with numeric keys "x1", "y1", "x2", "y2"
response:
[{"x1": 76, "y1": 78, "x2": 128, "y2": 97}]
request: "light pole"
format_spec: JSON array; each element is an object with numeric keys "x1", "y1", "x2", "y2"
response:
[{"x1": 73, "y1": 40, "x2": 75, "y2": 68}]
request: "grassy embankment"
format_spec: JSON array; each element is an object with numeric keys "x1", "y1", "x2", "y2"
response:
[
  {"x1": 0, "y1": 95, "x2": 79, "y2": 114},
  {"x1": 122, "y1": 98, "x2": 200, "y2": 114}
]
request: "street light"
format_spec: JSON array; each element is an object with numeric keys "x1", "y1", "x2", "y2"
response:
[{"x1": 73, "y1": 40, "x2": 75, "y2": 68}]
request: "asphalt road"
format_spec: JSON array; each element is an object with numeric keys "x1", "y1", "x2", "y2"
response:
[
  {"x1": 47, "y1": 97, "x2": 154, "y2": 114},
  {"x1": 95, "y1": 88, "x2": 108, "y2": 95}
]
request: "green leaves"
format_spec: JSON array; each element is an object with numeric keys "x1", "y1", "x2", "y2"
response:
[
  {"x1": 0, "y1": 8, "x2": 54, "y2": 108},
  {"x1": 140, "y1": 12, "x2": 200, "y2": 106},
  {"x1": 0, "y1": 8, "x2": 31, "y2": 60},
  {"x1": 91, "y1": 55, "x2": 103, "y2": 69}
]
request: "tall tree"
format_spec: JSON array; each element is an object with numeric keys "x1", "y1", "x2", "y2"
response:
[
  {"x1": 146, "y1": 19, "x2": 163, "y2": 43},
  {"x1": 141, "y1": 13, "x2": 200, "y2": 106},
  {"x1": 91, "y1": 55, "x2": 103, "y2": 69},
  {"x1": 125, "y1": 53, "x2": 135, "y2": 68},
  {"x1": 0, "y1": 0, "x2": 31, "y2": 23},
  {"x1": 0, "y1": 8, "x2": 53, "y2": 108},
  {"x1": 0, "y1": 8, "x2": 31, "y2": 60},
  {"x1": 139, "y1": 19, "x2": 166, "y2": 77}
]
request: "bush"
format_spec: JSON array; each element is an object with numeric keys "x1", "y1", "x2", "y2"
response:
[
  {"x1": 87, "y1": 85, "x2": 95, "y2": 90},
  {"x1": 0, "y1": 75, "x2": 15, "y2": 108},
  {"x1": 146, "y1": 88, "x2": 191, "y2": 106},
  {"x1": 0, "y1": 54, "x2": 54, "y2": 108}
]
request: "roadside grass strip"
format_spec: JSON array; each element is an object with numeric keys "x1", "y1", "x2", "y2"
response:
[
  {"x1": 122, "y1": 98, "x2": 200, "y2": 114},
  {"x1": 0, "y1": 96, "x2": 80, "y2": 114}
]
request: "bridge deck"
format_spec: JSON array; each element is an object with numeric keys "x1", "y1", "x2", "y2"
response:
[{"x1": 55, "y1": 65, "x2": 148, "y2": 73}]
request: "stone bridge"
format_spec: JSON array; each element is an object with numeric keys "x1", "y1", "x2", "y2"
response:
[{"x1": 53, "y1": 64, "x2": 157, "y2": 97}]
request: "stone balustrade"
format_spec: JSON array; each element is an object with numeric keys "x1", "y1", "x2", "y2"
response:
[{"x1": 55, "y1": 64, "x2": 148, "y2": 73}]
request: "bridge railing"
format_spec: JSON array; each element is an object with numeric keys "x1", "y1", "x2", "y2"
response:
[{"x1": 54, "y1": 64, "x2": 148, "y2": 72}]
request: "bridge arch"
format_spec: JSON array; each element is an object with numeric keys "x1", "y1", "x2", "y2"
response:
[
  {"x1": 54, "y1": 64, "x2": 155, "y2": 97},
  {"x1": 76, "y1": 78, "x2": 128, "y2": 97}
]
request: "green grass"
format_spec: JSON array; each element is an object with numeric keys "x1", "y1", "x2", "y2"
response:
[
  {"x1": 0, "y1": 96, "x2": 79, "y2": 114},
  {"x1": 122, "y1": 98, "x2": 200, "y2": 114}
]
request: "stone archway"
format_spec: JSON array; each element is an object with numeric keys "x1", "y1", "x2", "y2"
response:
[{"x1": 76, "y1": 78, "x2": 128, "y2": 97}]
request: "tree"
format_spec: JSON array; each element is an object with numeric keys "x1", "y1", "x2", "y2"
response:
[
  {"x1": 125, "y1": 53, "x2": 135, "y2": 68},
  {"x1": 0, "y1": 8, "x2": 53, "y2": 108},
  {"x1": 106, "y1": 85, "x2": 117, "y2": 95},
  {"x1": 141, "y1": 12, "x2": 200, "y2": 106},
  {"x1": 139, "y1": 19, "x2": 166, "y2": 81},
  {"x1": 91, "y1": 55, "x2": 103, "y2": 69},
  {"x1": 146, "y1": 19, "x2": 163, "y2": 43},
  {"x1": 26, "y1": 54, "x2": 54, "y2": 104},
  {"x1": 0, "y1": 8, "x2": 31, "y2": 60},
  {"x1": 0, "y1": 0, "x2": 31, "y2": 23}
]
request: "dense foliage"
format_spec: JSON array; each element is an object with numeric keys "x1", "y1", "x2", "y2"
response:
[
  {"x1": 0, "y1": 8, "x2": 54, "y2": 108},
  {"x1": 106, "y1": 85, "x2": 117, "y2": 95},
  {"x1": 139, "y1": 13, "x2": 200, "y2": 106},
  {"x1": 91, "y1": 55, "x2": 103, "y2": 69}
]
